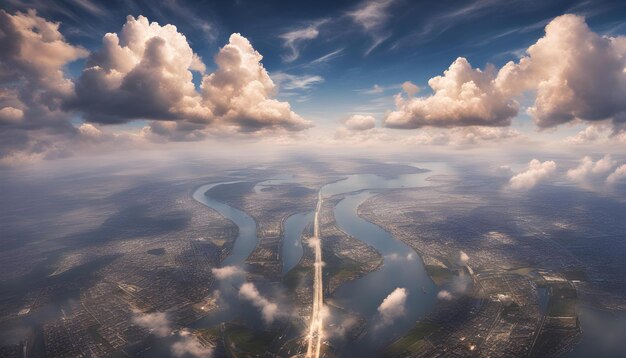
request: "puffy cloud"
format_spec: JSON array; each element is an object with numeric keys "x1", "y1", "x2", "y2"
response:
[
  {"x1": 496, "y1": 14, "x2": 626, "y2": 129},
  {"x1": 68, "y1": 15, "x2": 210, "y2": 124},
  {"x1": 344, "y1": 114, "x2": 376, "y2": 131},
  {"x1": 458, "y1": 251, "x2": 470, "y2": 265},
  {"x1": 565, "y1": 125, "x2": 606, "y2": 144},
  {"x1": 437, "y1": 290, "x2": 453, "y2": 300},
  {"x1": 377, "y1": 287, "x2": 407, "y2": 325},
  {"x1": 0, "y1": 107, "x2": 24, "y2": 124},
  {"x1": 386, "y1": 15, "x2": 626, "y2": 132},
  {"x1": 566, "y1": 155, "x2": 616, "y2": 184},
  {"x1": 0, "y1": 9, "x2": 87, "y2": 93},
  {"x1": 200, "y1": 33, "x2": 312, "y2": 132},
  {"x1": 607, "y1": 164, "x2": 626, "y2": 185},
  {"x1": 0, "y1": 9, "x2": 88, "y2": 163},
  {"x1": 212, "y1": 265, "x2": 245, "y2": 280},
  {"x1": 67, "y1": 16, "x2": 311, "y2": 134},
  {"x1": 384, "y1": 58, "x2": 519, "y2": 129},
  {"x1": 238, "y1": 282, "x2": 278, "y2": 325},
  {"x1": 401, "y1": 81, "x2": 419, "y2": 97},
  {"x1": 509, "y1": 159, "x2": 557, "y2": 190},
  {"x1": 132, "y1": 311, "x2": 171, "y2": 337},
  {"x1": 171, "y1": 329, "x2": 213, "y2": 358}
]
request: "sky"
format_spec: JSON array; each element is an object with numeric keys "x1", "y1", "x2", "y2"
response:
[{"x1": 1, "y1": 0, "x2": 626, "y2": 166}]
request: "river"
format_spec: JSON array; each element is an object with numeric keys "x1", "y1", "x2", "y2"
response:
[{"x1": 190, "y1": 163, "x2": 451, "y2": 352}]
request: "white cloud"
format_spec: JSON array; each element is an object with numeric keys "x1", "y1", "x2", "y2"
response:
[
  {"x1": 309, "y1": 48, "x2": 344, "y2": 65},
  {"x1": 565, "y1": 125, "x2": 607, "y2": 144},
  {"x1": 384, "y1": 58, "x2": 519, "y2": 128},
  {"x1": 132, "y1": 311, "x2": 171, "y2": 337},
  {"x1": 271, "y1": 72, "x2": 324, "y2": 91},
  {"x1": 401, "y1": 81, "x2": 419, "y2": 97},
  {"x1": 437, "y1": 290, "x2": 453, "y2": 300},
  {"x1": 171, "y1": 329, "x2": 213, "y2": 358},
  {"x1": 348, "y1": 0, "x2": 395, "y2": 54},
  {"x1": 212, "y1": 265, "x2": 245, "y2": 280},
  {"x1": 69, "y1": 16, "x2": 311, "y2": 134},
  {"x1": 377, "y1": 287, "x2": 407, "y2": 326},
  {"x1": 403, "y1": 126, "x2": 521, "y2": 146},
  {"x1": 238, "y1": 282, "x2": 278, "y2": 325},
  {"x1": 0, "y1": 107, "x2": 24, "y2": 123},
  {"x1": 201, "y1": 34, "x2": 312, "y2": 132},
  {"x1": 566, "y1": 155, "x2": 616, "y2": 184},
  {"x1": 344, "y1": 114, "x2": 376, "y2": 131},
  {"x1": 607, "y1": 164, "x2": 626, "y2": 185},
  {"x1": 458, "y1": 251, "x2": 470, "y2": 265},
  {"x1": 496, "y1": 14, "x2": 626, "y2": 129},
  {"x1": 509, "y1": 159, "x2": 557, "y2": 190},
  {"x1": 279, "y1": 20, "x2": 327, "y2": 62},
  {"x1": 387, "y1": 14, "x2": 626, "y2": 132},
  {"x1": 349, "y1": 0, "x2": 394, "y2": 31},
  {"x1": 0, "y1": 9, "x2": 88, "y2": 162},
  {"x1": 69, "y1": 15, "x2": 209, "y2": 124}
]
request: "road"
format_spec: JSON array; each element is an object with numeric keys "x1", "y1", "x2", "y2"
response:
[{"x1": 305, "y1": 191, "x2": 324, "y2": 358}]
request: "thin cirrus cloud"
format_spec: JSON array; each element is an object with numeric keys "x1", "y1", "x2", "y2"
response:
[
  {"x1": 279, "y1": 19, "x2": 329, "y2": 63},
  {"x1": 347, "y1": 0, "x2": 395, "y2": 55},
  {"x1": 385, "y1": 14, "x2": 626, "y2": 131}
]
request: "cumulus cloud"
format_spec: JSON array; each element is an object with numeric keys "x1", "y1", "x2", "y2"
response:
[
  {"x1": 458, "y1": 251, "x2": 470, "y2": 266},
  {"x1": 377, "y1": 287, "x2": 407, "y2": 326},
  {"x1": 384, "y1": 58, "x2": 519, "y2": 129},
  {"x1": 509, "y1": 159, "x2": 557, "y2": 190},
  {"x1": 437, "y1": 290, "x2": 453, "y2": 300},
  {"x1": 565, "y1": 125, "x2": 606, "y2": 144},
  {"x1": 212, "y1": 265, "x2": 245, "y2": 280},
  {"x1": 386, "y1": 15, "x2": 626, "y2": 133},
  {"x1": 171, "y1": 329, "x2": 213, "y2": 358},
  {"x1": 238, "y1": 282, "x2": 278, "y2": 325},
  {"x1": 344, "y1": 114, "x2": 376, "y2": 131},
  {"x1": 68, "y1": 15, "x2": 209, "y2": 124},
  {"x1": 496, "y1": 14, "x2": 626, "y2": 129},
  {"x1": 0, "y1": 9, "x2": 88, "y2": 163},
  {"x1": 67, "y1": 16, "x2": 311, "y2": 134},
  {"x1": 132, "y1": 311, "x2": 171, "y2": 337},
  {"x1": 607, "y1": 165, "x2": 626, "y2": 185},
  {"x1": 0, "y1": 11, "x2": 312, "y2": 164},
  {"x1": 566, "y1": 155, "x2": 616, "y2": 185},
  {"x1": 200, "y1": 33, "x2": 312, "y2": 132},
  {"x1": 401, "y1": 81, "x2": 419, "y2": 97}
]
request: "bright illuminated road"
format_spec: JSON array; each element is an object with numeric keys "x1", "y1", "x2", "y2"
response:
[{"x1": 305, "y1": 191, "x2": 324, "y2": 358}]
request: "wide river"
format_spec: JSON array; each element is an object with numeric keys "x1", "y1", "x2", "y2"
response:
[{"x1": 189, "y1": 163, "x2": 452, "y2": 352}]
